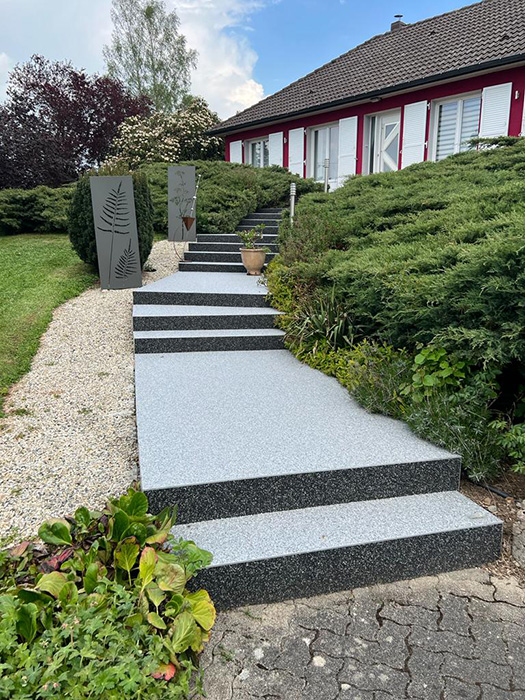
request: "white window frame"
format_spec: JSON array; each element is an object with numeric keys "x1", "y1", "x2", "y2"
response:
[
  {"x1": 307, "y1": 121, "x2": 339, "y2": 184},
  {"x1": 429, "y1": 91, "x2": 482, "y2": 162},
  {"x1": 245, "y1": 137, "x2": 269, "y2": 168}
]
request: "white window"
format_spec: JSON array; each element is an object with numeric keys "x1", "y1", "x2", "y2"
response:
[
  {"x1": 431, "y1": 94, "x2": 481, "y2": 161},
  {"x1": 309, "y1": 124, "x2": 339, "y2": 185},
  {"x1": 246, "y1": 139, "x2": 269, "y2": 168}
]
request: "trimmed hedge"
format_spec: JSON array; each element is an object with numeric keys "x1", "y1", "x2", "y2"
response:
[
  {"x1": 68, "y1": 170, "x2": 154, "y2": 270},
  {"x1": 141, "y1": 161, "x2": 320, "y2": 235},
  {"x1": 1, "y1": 162, "x2": 320, "y2": 241},
  {"x1": 0, "y1": 186, "x2": 73, "y2": 236}
]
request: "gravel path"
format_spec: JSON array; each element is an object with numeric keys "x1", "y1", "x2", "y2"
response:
[{"x1": 0, "y1": 240, "x2": 183, "y2": 539}]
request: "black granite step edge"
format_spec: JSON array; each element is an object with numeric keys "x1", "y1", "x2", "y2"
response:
[
  {"x1": 134, "y1": 333, "x2": 285, "y2": 354},
  {"x1": 178, "y1": 262, "x2": 247, "y2": 273},
  {"x1": 197, "y1": 234, "x2": 278, "y2": 243},
  {"x1": 133, "y1": 291, "x2": 270, "y2": 308},
  {"x1": 184, "y1": 252, "x2": 277, "y2": 263},
  {"x1": 133, "y1": 312, "x2": 279, "y2": 331},
  {"x1": 191, "y1": 524, "x2": 502, "y2": 610},
  {"x1": 146, "y1": 457, "x2": 461, "y2": 524},
  {"x1": 188, "y1": 242, "x2": 279, "y2": 252}
]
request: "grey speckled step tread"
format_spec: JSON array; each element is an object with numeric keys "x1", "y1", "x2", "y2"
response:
[
  {"x1": 134, "y1": 328, "x2": 285, "y2": 339},
  {"x1": 172, "y1": 491, "x2": 500, "y2": 568},
  {"x1": 136, "y1": 349, "x2": 457, "y2": 494},
  {"x1": 135, "y1": 272, "x2": 267, "y2": 296},
  {"x1": 133, "y1": 305, "x2": 282, "y2": 317}
]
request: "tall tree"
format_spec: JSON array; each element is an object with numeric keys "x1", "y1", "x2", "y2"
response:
[
  {"x1": 103, "y1": 0, "x2": 197, "y2": 112},
  {"x1": 0, "y1": 55, "x2": 151, "y2": 189}
]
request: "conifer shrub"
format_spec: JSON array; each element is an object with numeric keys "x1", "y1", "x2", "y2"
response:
[
  {"x1": 68, "y1": 167, "x2": 154, "y2": 271},
  {"x1": 268, "y1": 139, "x2": 525, "y2": 479}
]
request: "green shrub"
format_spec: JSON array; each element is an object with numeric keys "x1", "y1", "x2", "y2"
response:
[
  {"x1": 68, "y1": 169, "x2": 154, "y2": 270},
  {"x1": 267, "y1": 138, "x2": 525, "y2": 479},
  {"x1": 141, "y1": 161, "x2": 320, "y2": 235},
  {"x1": 0, "y1": 486, "x2": 214, "y2": 699},
  {"x1": 0, "y1": 187, "x2": 73, "y2": 236}
]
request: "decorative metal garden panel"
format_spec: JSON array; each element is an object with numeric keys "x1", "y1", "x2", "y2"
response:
[
  {"x1": 90, "y1": 176, "x2": 142, "y2": 290},
  {"x1": 168, "y1": 166, "x2": 197, "y2": 242}
]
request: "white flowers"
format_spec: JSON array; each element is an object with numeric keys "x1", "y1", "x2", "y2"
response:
[{"x1": 103, "y1": 97, "x2": 223, "y2": 169}]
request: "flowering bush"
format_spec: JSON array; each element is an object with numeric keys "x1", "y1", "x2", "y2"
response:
[{"x1": 107, "y1": 97, "x2": 223, "y2": 170}]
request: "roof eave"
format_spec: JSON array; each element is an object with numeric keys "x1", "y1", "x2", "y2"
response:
[{"x1": 209, "y1": 54, "x2": 525, "y2": 136}]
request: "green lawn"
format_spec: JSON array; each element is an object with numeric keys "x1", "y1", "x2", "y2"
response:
[{"x1": 0, "y1": 234, "x2": 97, "y2": 415}]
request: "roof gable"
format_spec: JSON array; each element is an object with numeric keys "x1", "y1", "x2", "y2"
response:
[{"x1": 212, "y1": 0, "x2": 525, "y2": 134}]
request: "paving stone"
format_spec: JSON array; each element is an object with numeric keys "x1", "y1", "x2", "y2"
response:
[
  {"x1": 346, "y1": 598, "x2": 383, "y2": 641},
  {"x1": 271, "y1": 636, "x2": 311, "y2": 675},
  {"x1": 469, "y1": 598, "x2": 525, "y2": 625},
  {"x1": 443, "y1": 677, "x2": 480, "y2": 699},
  {"x1": 406, "y1": 647, "x2": 445, "y2": 698},
  {"x1": 380, "y1": 601, "x2": 439, "y2": 630},
  {"x1": 479, "y1": 685, "x2": 525, "y2": 700},
  {"x1": 410, "y1": 625, "x2": 475, "y2": 657},
  {"x1": 508, "y1": 643, "x2": 525, "y2": 690},
  {"x1": 296, "y1": 605, "x2": 350, "y2": 636},
  {"x1": 492, "y1": 575, "x2": 525, "y2": 607},
  {"x1": 441, "y1": 654, "x2": 512, "y2": 690},
  {"x1": 339, "y1": 658, "x2": 408, "y2": 696},
  {"x1": 311, "y1": 629, "x2": 347, "y2": 658},
  {"x1": 345, "y1": 635, "x2": 381, "y2": 663},
  {"x1": 337, "y1": 688, "x2": 375, "y2": 699},
  {"x1": 232, "y1": 666, "x2": 306, "y2": 699},
  {"x1": 304, "y1": 653, "x2": 343, "y2": 700},
  {"x1": 439, "y1": 593, "x2": 472, "y2": 636},
  {"x1": 372, "y1": 619, "x2": 410, "y2": 670}
]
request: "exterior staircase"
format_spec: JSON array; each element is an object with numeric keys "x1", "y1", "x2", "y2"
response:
[
  {"x1": 179, "y1": 208, "x2": 281, "y2": 274},
  {"x1": 133, "y1": 206, "x2": 502, "y2": 610}
]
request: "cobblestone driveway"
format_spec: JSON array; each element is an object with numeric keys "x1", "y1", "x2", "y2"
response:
[{"x1": 201, "y1": 569, "x2": 525, "y2": 700}]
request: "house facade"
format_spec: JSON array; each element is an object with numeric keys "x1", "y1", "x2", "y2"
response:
[{"x1": 210, "y1": 0, "x2": 525, "y2": 189}]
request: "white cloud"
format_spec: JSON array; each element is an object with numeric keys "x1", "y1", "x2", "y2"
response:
[
  {"x1": 0, "y1": 52, "x2": 13, "y2": 102},
  {"x1": 173, "y1": 0, "x2": 268, "y2": 118}
]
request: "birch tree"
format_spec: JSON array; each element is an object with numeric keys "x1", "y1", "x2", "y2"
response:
[{"x1": 103, "y1": 0, "x2": 197, "y2": 112}]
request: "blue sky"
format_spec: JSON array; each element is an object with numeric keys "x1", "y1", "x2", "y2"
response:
[{"x1": 0, "y1": 0, "x2": 474, "y2": 117}]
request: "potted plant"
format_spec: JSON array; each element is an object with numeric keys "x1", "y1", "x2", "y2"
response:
[{"x1": 238, "y1": 224, "x2": 270, "y2": 276}]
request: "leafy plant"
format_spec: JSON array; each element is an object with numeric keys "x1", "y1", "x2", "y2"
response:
[
  {"x1": 0, "y1": 486, "x2": 215, "y2": 698},
  {"x1": 489, "y1": 419, "x2": 525, "y2": 474},
  {"x1": 401, "y1": 345, "x2": 469, "y2": 399},
  {"x1": 238, "y1": 224, "x2": 266, "y2": 249}
]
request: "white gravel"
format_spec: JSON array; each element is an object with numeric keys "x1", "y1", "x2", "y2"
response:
[{"x1": 0, "y1": 240, "x2": 184, "y2": 539}]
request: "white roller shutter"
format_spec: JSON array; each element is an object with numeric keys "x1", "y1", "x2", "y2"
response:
[
  {"x1": 229, "y1": 140, "x2": 243, "y2": 164},
  {"x1": 337, "y1": 116, "x2": 358, "y2": 185},
  {"x1": 401, "y1": 101, "x2": 428, "y2": 168},
  {"x1": 479, "y1": 83, "x2": 512, "y2": 137},
  {"x1": 268, "y1": 132, "x2": 283, "y2": 167},
  {"x1": 288, "y1": 128, "x2": 304, "y2": 177}
]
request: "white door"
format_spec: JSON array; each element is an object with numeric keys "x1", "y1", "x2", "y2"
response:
[{"x1": 370, "y1": 110, "x2": 401, "y2": 173}]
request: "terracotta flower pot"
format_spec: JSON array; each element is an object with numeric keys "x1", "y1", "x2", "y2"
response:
[{"x1": 240, "y1": 248, "x2": 267, "y2": 276}]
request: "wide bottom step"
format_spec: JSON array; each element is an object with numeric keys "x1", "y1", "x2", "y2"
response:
[{"x1": 173, "y1": 491, "x2": 501, "y2": 609}]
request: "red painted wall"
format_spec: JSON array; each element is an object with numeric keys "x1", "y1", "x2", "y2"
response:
[{"x1": 225, "y1": 66, "x2": 525, "y2": 174}]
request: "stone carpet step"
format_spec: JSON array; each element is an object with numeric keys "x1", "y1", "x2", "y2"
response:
[
  {"x1": 134, "y1": 328, "x2": 285, "y2": 353},
  {"x1": 137, "y1": 350, "x2": 460, "y2": 522},
  {"x1": 134, "y1": 272, "x2": 269, "y2": 307},
  {"x1": 237, "y1": 224, "x2": 279, "y2": 233},
  {"x1": 243, "y1": 212, "x2": 282, "y2": 220},
  {"x1": 133, "y1": 304, "x2": 281, "y2": 331},
  {"x1": 185, "y1": 251, "x2": 277, "y2": 263},
  {"x1": 197, "y1": 233, "x2": 278, "y2": 243},
  {"x1": 188, "y1": 241, "x2": 279, "y2": 253},
  {"x1": 172, "y1": 491, "x2": 502, "y2": 608},
  {"x1": 179, "y1": 261, "x2": 248, "y2": 273}
]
